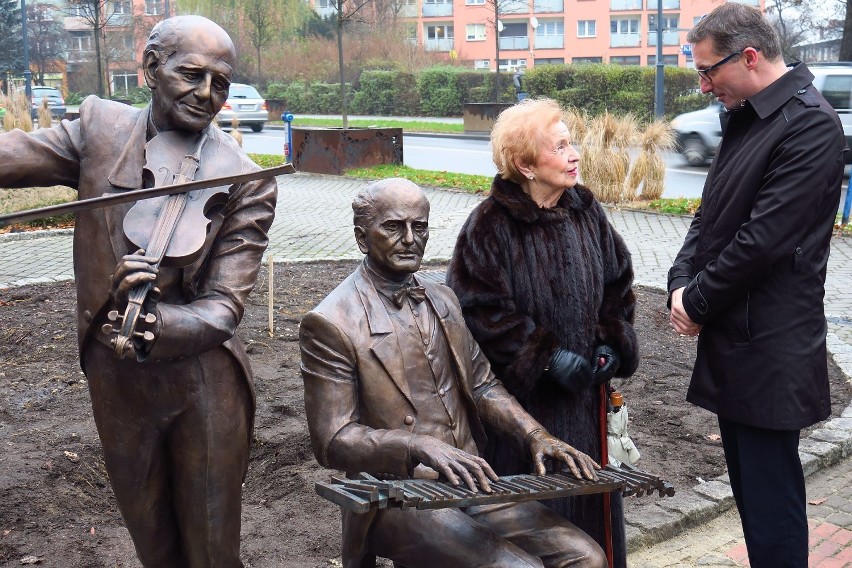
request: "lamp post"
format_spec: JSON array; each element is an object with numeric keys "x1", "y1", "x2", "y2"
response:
[
  {"x1": 654, "y1": 0, "x2": 663, "y2": 117},
  {"x1": 20, "y1": 0, "x2": 31, "y2": 100}
]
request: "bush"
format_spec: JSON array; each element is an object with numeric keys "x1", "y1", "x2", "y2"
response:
[
  {"x1": 352, "y1": 70, "x2": 420, "y2": 116},
  {"x1": 418, "y1": 67, "x2": 464, "y2": 116},
  {"x1": 65, "y1": 91, "x2": 85, "y2": 105},
  {"x1": 126, "y1": 87, "x2": 152, "y2": 105}
]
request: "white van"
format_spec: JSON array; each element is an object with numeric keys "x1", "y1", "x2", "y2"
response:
[{"x1": 672, "y1": 62, "x2": 852, "y2": 166}]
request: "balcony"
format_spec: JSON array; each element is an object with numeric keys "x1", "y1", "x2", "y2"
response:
[
  {"x1": 533, "y1": 0, "x2": 563, "y2": 11},
  {"x1": 398, "y1": 3, "x2": 418, "y2": 17},
  {"x1": 535, "y1": 35, "x2": 563, "y2": 49},
  {"x1": 610, "y1": 0, "x2": 642, "y2": 9},
  {"x1": 499, "y1": 36, "x2": 530, "y2": 50},
  {"x1": 610, "y1": 33, "x2": 641, "y2": 47},
  {"x1": 646, "y1": 0, "x2": 680, "y2": 9},
  {"x1": 422, "y1": 2, "x2": 453, "y2": 16},
  {"x1": 105, "y1": 13, "x2": 133, "y2": 26},
  {"x1": 424, "y1": 38, "x2": 455, "y2": 51},
  {"x1": 647, "y1": 30, "x2": 679, "y2": 46},
  {"x1": 502, "y1": 0, "x2": 529, "y2": 13}
]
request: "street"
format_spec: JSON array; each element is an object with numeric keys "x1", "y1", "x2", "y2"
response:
[
  {"x1": 240, "y1": 128, "x2": 710, "y2": 198},
  {"x1": 236, "y1": 128, "x2": 847, "y2": 200}
]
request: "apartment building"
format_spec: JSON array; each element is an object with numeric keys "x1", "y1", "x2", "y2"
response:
[
  {"x1": 63, "y1": 0, "x2": 169, "y2": 95},
  {"x1": 357, "y1": 0, "x2": 762, "y2": 71}
]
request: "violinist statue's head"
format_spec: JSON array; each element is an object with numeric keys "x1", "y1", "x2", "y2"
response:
[{"x1": 143, "y1": 15, "x2": 236, "y2": 134}]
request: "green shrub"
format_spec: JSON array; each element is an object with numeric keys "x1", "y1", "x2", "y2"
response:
[
  {"x1": 65, "y1": 91, "x2": 84, "y2": 105},
  {"x1": 418, "y1": 67, "x2": 464, "y2": 116},
  {"x1": 352, "y1": 70, "x2": 420, "y2": 116}
]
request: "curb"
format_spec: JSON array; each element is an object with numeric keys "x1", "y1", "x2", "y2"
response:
[{"x1": 623, "y1": 331, "x2": 852, "y2": 552}]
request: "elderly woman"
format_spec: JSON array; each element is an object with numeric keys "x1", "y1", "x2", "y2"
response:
[{"x1": 446, "y1": 98, "x2": 639, "y2": 567}]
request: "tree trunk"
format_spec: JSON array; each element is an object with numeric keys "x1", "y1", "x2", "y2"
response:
[
  {"x1": 493, "y1": 3, "x2": 500, "y2": 102},
  {"x1": 841, "y1": 0, "x2": 852, "y2": 61},
  {"x1": 337, "y1": 5, "x2": 348, "y2": 128},
  {"x1": 93, "y1": 27, "x2": 104, "y2": 97},
  {"x1": 256, "y1": 44, "x2": 262, "y2": 82}
]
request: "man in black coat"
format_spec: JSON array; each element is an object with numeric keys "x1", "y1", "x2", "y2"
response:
[{"x1": 668, "y1": 4, "x2": 847, "y2": 567}]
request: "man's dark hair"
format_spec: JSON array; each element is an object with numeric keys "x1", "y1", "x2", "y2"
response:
[{"x1": 687, "y1": 3, "x2": 782, "y2": 63}]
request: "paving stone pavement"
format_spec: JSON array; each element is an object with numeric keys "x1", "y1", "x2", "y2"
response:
[{"x1": 2, "y1": 172, "x2": 852, "y2": 565}]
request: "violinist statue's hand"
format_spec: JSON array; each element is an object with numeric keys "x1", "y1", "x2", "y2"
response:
[
  {"x1": 109, "y1": 249, "x2": 159, "y2": 309},
  {"x1": 108, "y1": 248, "x2": 161, "y2": 357}
]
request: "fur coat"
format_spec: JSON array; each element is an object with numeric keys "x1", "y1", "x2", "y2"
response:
[{"x1": 447, "y1": 175, "x2": 639, "y2": 567}]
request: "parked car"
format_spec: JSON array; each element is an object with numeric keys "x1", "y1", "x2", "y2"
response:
[
  {"x1": 217, "y1": 83, "x2": 268, "y2": 132},
  {"x1": 29, "y1": 86, "x2": 66, "y2": 119},
  {"x1": 673, "y1": 62, "x2": 852, "y2": 166},
  {"x1": 671, "y1": 101, "x2": 723, "y2": 166}
]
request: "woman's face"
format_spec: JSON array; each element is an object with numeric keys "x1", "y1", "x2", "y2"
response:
[{"x1": 530, "y1": 121, "x2": 580, "y2": 191}]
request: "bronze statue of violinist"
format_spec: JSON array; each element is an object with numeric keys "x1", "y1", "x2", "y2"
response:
[{"x1": 0, "y1": 16, "x2": 277, "y2": 567}]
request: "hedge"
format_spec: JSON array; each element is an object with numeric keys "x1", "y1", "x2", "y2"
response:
[{"x1": 264, "y1": 64, "x2": 712, "y2": 120}]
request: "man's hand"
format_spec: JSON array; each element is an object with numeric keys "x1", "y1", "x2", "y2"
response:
[
  {"x1": 527, "y1": 429, "x2": 600, "y2": 481},
  {"x1": 670, "y1": 287, "x2": 701, "y2": 337},
  {"x1": 408, "y1": 435, "x2": 499, "y2": 492},
  {"x1": 109, "y1": 248, "x2": 159, "y2": 311}
]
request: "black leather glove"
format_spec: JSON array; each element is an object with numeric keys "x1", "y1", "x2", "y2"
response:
[
  {"x1": 543, "y1": 349, "x2": 594, "y2": 393},
  {"x1": 591, "y1": 344, "x2": 620, "y2": 385}
]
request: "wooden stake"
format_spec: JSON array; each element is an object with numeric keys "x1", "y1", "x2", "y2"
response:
[{"x1": 268, "y1": 255, "x2": 274, "y2": 337}]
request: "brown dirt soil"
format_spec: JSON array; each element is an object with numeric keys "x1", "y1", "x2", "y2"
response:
[{"x1": 1, "y1": 260, "x2": 850, "y2": 567}]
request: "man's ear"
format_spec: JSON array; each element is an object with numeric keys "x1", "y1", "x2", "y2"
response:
[
  {"x1": 354, "y1": 226, "x2": 369, "y2": 255},
  {"x1": 143, "y1": 51, "x2": 160, "y2": 90},
  {"x1": 743, "y1": 46, "x2": 760, "y2": 70}
]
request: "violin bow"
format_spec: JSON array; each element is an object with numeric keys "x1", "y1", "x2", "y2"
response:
[{"x1": 0, "y1": 163, "x2": 296, "y2": 228}]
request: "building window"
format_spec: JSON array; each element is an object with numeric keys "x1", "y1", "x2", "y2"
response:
[
  {"x1": 647, "y1": 54, "x2": 679, "y2": 66},
  {"x1": 424, "y1": 0, "x2": 452, "y2": 4},
  {"x1": 145, "y1": 0, "x2": 160, "y2": 15},
  {"x1": 611, "y1": 18, "x2": 639, "y2": 34},
  {"x1": 474, "y1": 59, "x2": 491, "y2": 70},
  {"x1": 70, "y1": 31, "x2": 93, "y2": 52},
  {"x1": 610, "y1": 55, "x2": 641, "y2": 65},
  {"x1": 649, "y1": 14, "x2": 678, "y2": 31},
  {"x1": 426, "y1": 24, "x2": 453, "y2": 40},
  {"x1": 112, "y1": 1, "x2": 130, "y2": 14},
  {"x1": 577, "y1": 20, "x2": 596, "y2": 37},
  {"x1": 536, "y1": 57, "x2": 565, "y2": 65},
  {"x1": 466, "y1": 23, "x2": 486, "y2": 40},
  {"x1": 498, "y1": 58, "x2": 526, "y2": 72},
  {"x1": 111, "y1": 70, "x2": 139, "y2": 95},
  {"x1": 573, "y1": 57, "x2": 603, "y2": 63},
  {"x1": 536, "y1": 20, "x2": 563, "y2": 36},
  {"x1": 67, "y1": 4, "x2": 85, "y2": 16},
  {"x1": 121, "y1": 34, "x2": 134, "y2": 50},
  {"x1": 466, "y1": 0, "x2": 486, "y2": 4}
]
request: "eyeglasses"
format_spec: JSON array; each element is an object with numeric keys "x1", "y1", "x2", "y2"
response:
[{"x1": 696, "y1": 47, "x2": 760, "y2": 83}]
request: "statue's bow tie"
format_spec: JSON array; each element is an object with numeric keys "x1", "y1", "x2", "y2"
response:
[{"x1": 392, "y1": 285, "x2": 426, "y2": 308}]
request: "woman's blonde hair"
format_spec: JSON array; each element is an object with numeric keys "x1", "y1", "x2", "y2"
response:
[{"x1": 491, "y1": 98, "x2": 565, "y2": 184}]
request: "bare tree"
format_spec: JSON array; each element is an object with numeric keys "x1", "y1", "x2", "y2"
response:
[
  {"x1": 246, "y1": 0, "x2": 274, "y2": 82},
  {"x1": 484, "y1": 0, "x2": 528, "y2": 101},
  {"x1": 27, "y1": 3, "x2": 66, "y2": 86},
  {"x1": 765, "y1": 0, "x2": 819, "y2": 61},
  {"x1": 841, "y1": 0, "x2": 852, "y2": 60},
  {"x1": 62, "y1": 0, "x2": 115, "y2": 97},
  {"x1": 329, "y1": 0, "x2": 374, "y2": 127}
]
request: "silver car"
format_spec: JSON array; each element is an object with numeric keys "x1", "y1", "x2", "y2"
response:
[
  {"x1": 217, "y1": 83, "x2": 268, "y2": 132},
  {"x1": 29, "y1": 86, "x2": 67, "y2": 119},
  {"x1": 671, "y1": 101, "x2": 723, "y2": 167}
]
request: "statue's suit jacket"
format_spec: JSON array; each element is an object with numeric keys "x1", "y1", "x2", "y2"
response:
[
  {"x1": 300, "y1": 263, "x2": 543, "y2": 567},
  {"x1": 0, "y1": 96, "x2": 277, "y2": 419}
]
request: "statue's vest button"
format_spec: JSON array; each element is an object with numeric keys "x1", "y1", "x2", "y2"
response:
[
  {"x1": 83, "y1": 310, "x2": 93, "y2": 322},
  {"x1": 404, "y1": 415, "x2": 415, "y2": 426}
]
